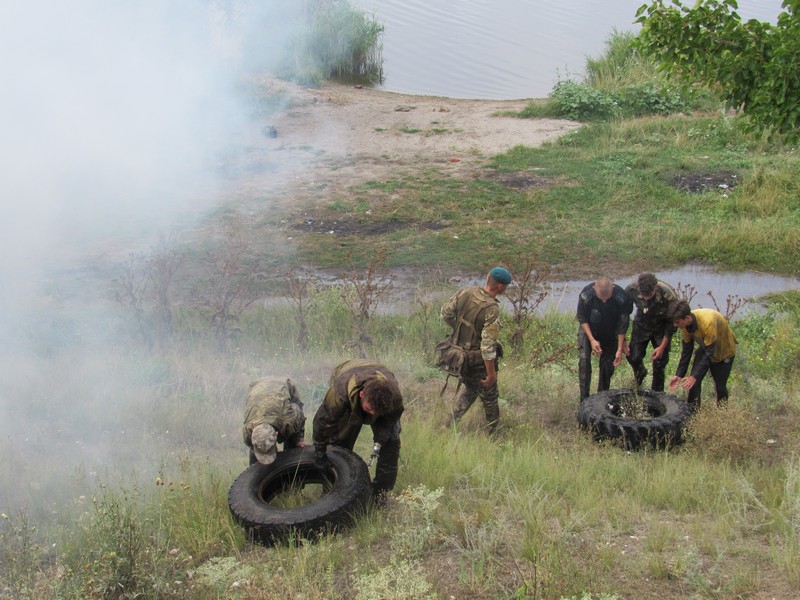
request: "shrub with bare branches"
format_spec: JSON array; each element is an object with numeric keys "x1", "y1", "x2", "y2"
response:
[
  {"x1": 286, "y1": 269, "x2": 318, "y2": 353},
  {"x1": 113, "y1": 253, "x2": 150, "y2": 347},
  {"x1": 112, "y1": 237, "x2": 182, "y2": 349},
  {"x1": 199, "y1": 218, "x2": 261, "y2": 346},
  {"x1": 339, "y1": 247, "x2": 392, "y2": 358},
  {"x1": 503, "y1": 254, "x2": 551, "y2": 354}
]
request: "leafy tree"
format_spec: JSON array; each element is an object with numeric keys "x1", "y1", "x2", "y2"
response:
[{"x1": 635, "y1": 0, "x2": 800, "y2": 139}]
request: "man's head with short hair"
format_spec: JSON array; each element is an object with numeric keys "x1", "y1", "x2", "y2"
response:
[
  {"x1": 487, "y1": 266, "x2": 511, "y2": 285},
  {"x1": 593, "y1": 277, "x2": 613, "y2": 301},
  {"x1": 362, "y1": 378, "x2": 400, "y2": 415},
  {"x1": 666, "y1": 299, "x2": 692, "y2": 323},
  {"x1": 637, "y1": 272, "x2": 659, "y2": 297}
]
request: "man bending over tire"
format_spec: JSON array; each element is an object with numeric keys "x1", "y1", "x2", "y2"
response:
[
  {"x1": 313, "y1": 359, "x2": 404, "y2": 504},
  {"x1": 667, "y1": 300, "x2": 737, "y2": 411},
  {"x1": 577, "y1": 277, "x2": 633, "y2": 401},
  {"x1": 243, "y1": 377, "x2": 307, "y2": 465},
  {"x1": 625, "y1": 272, "x2": 678, "y2": 392}
]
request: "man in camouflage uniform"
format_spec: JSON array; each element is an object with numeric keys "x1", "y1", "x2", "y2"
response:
[
  {"x1": 313, "y1": 359, "x2": 404, "y2": 501},
  {"x1": 577, "y1": 277, "x2": 633, "y2": 401},
  {"x1": 624, "y1": 272, "x2": 678, "y2": 392},
  {"x1": 441, "y1": 266, "x2": 510, "y2": 434},
  {"x1": 243, "y1": 377, "x2": 307, "y2": 465}
]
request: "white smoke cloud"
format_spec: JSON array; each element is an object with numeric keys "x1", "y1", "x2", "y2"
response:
[
  {"x1": 0, "y1": 0, "x2": 310, "y2": 519},
  {"x1": 2, "y1": 3, "x2": 238, "y2": 285}
]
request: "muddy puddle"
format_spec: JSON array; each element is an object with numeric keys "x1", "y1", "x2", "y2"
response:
[
  {"x1": 291, "y1": 263, "x2": 798, "y2": 319},
  {"x1": 540, "y1": 264, "x2": 799, "y2": 319}
]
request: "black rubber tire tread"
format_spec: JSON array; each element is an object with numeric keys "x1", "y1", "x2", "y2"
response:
[
  {"x1": 228, "y1": 446, "x2": 372, "y2": 545},
  {"x1": 578, "y1": 388, "x2": 691, "y2": 450}
]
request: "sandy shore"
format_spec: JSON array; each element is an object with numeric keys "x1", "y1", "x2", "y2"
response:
[{"x1": 223, "y1": 78, "x2": 580, "y2": 209}]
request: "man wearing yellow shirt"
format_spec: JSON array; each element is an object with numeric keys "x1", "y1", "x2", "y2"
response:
[{"x1": 666, "y1": 300, "x2": 737, "y2": 411}]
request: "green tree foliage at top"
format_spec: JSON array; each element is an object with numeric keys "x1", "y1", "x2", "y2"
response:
[{"x1": 635, "y1": 0, "x2": 800, "y2": 140}]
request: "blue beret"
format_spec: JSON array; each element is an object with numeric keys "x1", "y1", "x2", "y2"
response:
[{"x1": 489, "y1": 267, "x2": 512, "y2": 284}]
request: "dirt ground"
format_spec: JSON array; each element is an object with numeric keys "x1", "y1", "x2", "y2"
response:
[{"x1": 224, "y1": 77, "x2": 580, "y2": 210}]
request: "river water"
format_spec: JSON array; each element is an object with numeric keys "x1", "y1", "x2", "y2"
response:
[
  {"x1": 343, "y1": 1, "x2": 797, "y2": 314},
  {"x1": 353, "y1": 0, "x2": 786, "y2": 99}
]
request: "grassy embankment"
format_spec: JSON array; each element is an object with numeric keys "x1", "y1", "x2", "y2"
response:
[
  {"x1": 283, "y1": 114, "x2": 800, "y2": 276},
  {"x1": 3, "y1": 285, "x2": 799, "y2": 599},
  {"x1": 3, "y1": 28, "x2": 800, "y2": 600}
]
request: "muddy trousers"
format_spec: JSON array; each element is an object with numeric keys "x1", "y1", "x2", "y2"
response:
[
  {"x1": 626, "y1": 325, "x2": 671, "y2": 391},
  {"x1": 687, "y1": 356, "x2": 735, "y2": 411},
  {"x1": 336, "y1": 421, "x2": 401, "y2": 497},
  {"x1": 578, "y1": 331, "x2": 617, "y2": 401},
  {"x1": 447, "y1": 365, "x2": 500, "y2": 433}
]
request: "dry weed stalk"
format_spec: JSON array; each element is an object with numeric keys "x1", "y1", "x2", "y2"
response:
[
  {"x1": 674, "y1": 281, "x2": 698, "y2": 304},
  {"x1": 706, "y1": 290, "x2": 747, "y2": 320}
]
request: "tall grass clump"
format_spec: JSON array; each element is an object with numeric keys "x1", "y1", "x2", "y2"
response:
[
  {"x1": 56, "y1": 486, "x2": 162, "y2": 598},
  {"x1": 776, "y1": 457, "x2": 800, "y2": 586},
  {"x1": 683, "y1": 403, "x2": 765, "y2": 465},
  {"x1": 735, "y1": 293, "x2": 800, "y2": 384},
  {"x1": 0, "y1": 511, "x2": 46, "y2": 598},
  {"x1": 279, "y1": 0, "x2": 383, "y2": 86},
  {"x1": 585, "y1": 29, "x2": 660, "y2": 89}
]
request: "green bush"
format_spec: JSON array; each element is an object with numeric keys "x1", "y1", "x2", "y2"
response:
[
  {"x1": 523, "y1": 30, "x2": 720, "y2": 122},
  {"x1": 549, "y1": 80, "x2": 618, "y2": 121},
  {"x1": 615, "y1": 82, "x2": 689, "y2": 117},
  {"x1": 547, "y1": 80, "x2": 694, "y2": 121}
]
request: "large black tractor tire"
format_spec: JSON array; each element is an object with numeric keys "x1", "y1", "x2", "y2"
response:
[
  {"x1": 578, "y1": 388, "x2": 691, "y2": 450},
  {"x1": 228, "y1": 446, "x2": 372, "y2": 545}
]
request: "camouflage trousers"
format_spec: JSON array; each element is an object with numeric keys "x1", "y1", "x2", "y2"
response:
[
  {"x1": 626, "y1": 322, "x2": 671, "y2": 392},
  {"x1": 446, "y1": 363, "x2": 500, "y2": 434},
  {"x1": 335, "y1": 420, "x2": 401, "y2": 498}
]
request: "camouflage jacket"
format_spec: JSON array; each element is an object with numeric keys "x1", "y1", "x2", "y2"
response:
[
  {"x1": 243, "y1": 377, "x2": 306, "y2": 449},
  {"x1": 440, "y1": 286, "x2": 501, "y2": 361},
  {"x1": 313, "y1": 359, "x2": 404, "y2": 450},
  {"x1": 624, "y1": 279, "x2": 677, "y2": 337}
]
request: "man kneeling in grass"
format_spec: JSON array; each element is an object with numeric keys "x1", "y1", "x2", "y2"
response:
[{"x1": 667, "y1": 300, "x2": 737, "y2": 412}]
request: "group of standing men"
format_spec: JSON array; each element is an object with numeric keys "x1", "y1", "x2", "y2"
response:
[
  {"x1": 577, "y1": 272, "x2": 737, "y2": 410},
  {"x1": 239, "y1": 266, "x2": 738, "y2": 505}
]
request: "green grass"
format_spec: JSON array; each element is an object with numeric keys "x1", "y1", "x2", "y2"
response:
[
  {"x1": 3, "y1": 285, "x2": 800, "y2": 598},
  {"x1": 5, "y1": 24, "x2": 800, "y2": 596},
  {"x1": 280, "y1": 114, "x2": 800, "y2": 276}
]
